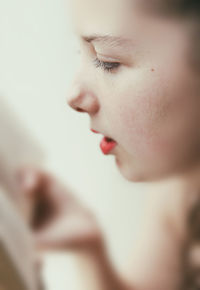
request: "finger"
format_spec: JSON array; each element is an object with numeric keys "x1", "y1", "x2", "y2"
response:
[
  {"x1": 33, "y1": 217, "x2": 101, "y2": 251},
  {"x1": 34, "y1": 224, "x2": 70, "y2": 250},
  {"x1": 16, "y1": 167, "x2": 61, "y2": 209},
  {"x1": 16, "y1": 167, "x2": 42, "y2": 194},
  {"x1": 38, "y1": 174, "x2": 79, "y2": 213},
  {"x1": 34, "y1": 251, "x2": 44, "y2": 271},
  {"x1": 17, "y1": 166, "x2": 79, "y2": 209},
  {"x1": 16, "y1": 167, "x2": 54, "y2": 224},
  {"x1": 14, "y1": 168, "x2": 42, "y2": 221},
  {"x1": 34, "y1": 230, "x2": 101, "y2": 252}
]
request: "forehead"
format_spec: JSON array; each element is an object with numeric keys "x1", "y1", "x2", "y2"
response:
[
  {"x1": 71, "y1": 0, "x2": 141, "y2": 37},
  {"x1": 70, "y1": 0, "x2": 187, "y2": 56}
]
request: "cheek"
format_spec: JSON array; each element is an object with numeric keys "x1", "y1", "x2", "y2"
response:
[
  {"x1": 111, "y1": 71, "x2": 200, "y2": 162},
  {"x1": 115, "y1": 94, "x2": 166, "y2": 158},
  {"x1": 111, "y1": 75, "x2": 167, "y2": 154}
]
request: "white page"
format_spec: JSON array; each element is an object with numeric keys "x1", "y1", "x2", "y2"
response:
[
  {"x1": 0, "y1": 96, "x2": 44, "y2": 197},
  {"x1": 0, "y1": 95, "x2": 45, "y2": 219},
  {"x1": 0, "y1": 188, "x2": 39, "y2": 290}
]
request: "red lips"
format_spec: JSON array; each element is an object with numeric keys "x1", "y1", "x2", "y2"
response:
[
  {"x1": 100, "y1": 137, "x2": 117, "y2": 155},
  {"x1": 91, "y1": 129, "x2": 117, "y2": 155},
  {"x1": 91, "y1": 129, "x2": 99, "y2": 134}
]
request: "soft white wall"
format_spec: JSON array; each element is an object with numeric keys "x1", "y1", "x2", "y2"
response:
[{"x1": 0, "y1": 1, "x2": 149, "y2": 289}]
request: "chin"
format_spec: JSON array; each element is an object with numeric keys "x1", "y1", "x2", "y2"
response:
[
  {"x1": 123, "y1": 174, "x2": 144, "y2": 183},
  {"x1": 117, "y1": 160, "x2": 166, "y2": 183},
  {"x1": 116, "y1": 160, "x2": 146, "y2": 183},
  {"x1": 121, "y1": 170, "x2": 164, "y2": 183}
]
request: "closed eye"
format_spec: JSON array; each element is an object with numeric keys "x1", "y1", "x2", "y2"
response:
[{"x1": 93, "y1": 58, "x2": 121, "y2": 73}]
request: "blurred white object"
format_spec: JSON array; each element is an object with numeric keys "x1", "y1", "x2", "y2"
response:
[
  {"x1": 0, "y1": 187, "x2": 40, "y2": 290},
  {"x1": 0, "y1": 96, "x2": 44, "y2": 199},
  {"x1": 0, "y1": 96, "x2": 45, "y2": 289}
]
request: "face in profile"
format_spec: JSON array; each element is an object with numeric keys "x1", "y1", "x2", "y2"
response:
[{"x1": 67, "y1": 0, "x2": 200, "y2": 182}]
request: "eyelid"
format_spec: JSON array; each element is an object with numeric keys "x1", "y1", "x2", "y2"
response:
[
  {"x1": 96, "y1": 53, "x2": 120, "y2": 63},
  {"x1": 96, "y1": 51, "x2": 133, "y2": 67}
]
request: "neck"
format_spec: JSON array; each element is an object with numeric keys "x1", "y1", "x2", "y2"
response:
[
  {"x1": 144, "y1": 163, "x2": 200, "y2": 243},
  {"x1": 150, "y1": 162, "x2": 200, "y2": 195}
]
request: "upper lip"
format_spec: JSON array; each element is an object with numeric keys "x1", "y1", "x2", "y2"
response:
[
  {"x1": 91, "y1": 129, "x2": 100, "y2": 134},
  {"x1": 90, "y1": 128, "x2": 116, "y2": 142}
]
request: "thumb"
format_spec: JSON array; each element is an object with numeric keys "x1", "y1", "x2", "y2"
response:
[
  {"x1": 16, "y1": 167, "x2": 43, "y2": 222},
  {"x1": 16, "y1": 167, "x2": 41, "y2": 195}
]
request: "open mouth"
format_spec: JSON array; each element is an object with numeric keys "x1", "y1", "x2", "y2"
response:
[
  {"x1": 105, "y1": 137, "x2": 114, "y2": 142},
  {"x1": 100, "y1": 136, "x2": 117, "y2": 155},
  {"x1": 91, "y1": 128, "x2": 117, "y2": 154},
  {"x1": 91, "y1": 129, "x2": 114, "y2": 141}
]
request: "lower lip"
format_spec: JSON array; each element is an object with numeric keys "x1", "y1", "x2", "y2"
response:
[{"x1": 100, "y1": 137, "x2": 117, "y2": 155}]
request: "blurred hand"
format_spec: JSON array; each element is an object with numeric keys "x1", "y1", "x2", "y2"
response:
[{"x1": 16, "y1": 168, "x2": 102, "y2": 252}]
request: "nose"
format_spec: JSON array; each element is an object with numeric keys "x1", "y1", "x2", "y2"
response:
[{"x1": 67, "y1": 81, "x2": 100, "y2": 115}]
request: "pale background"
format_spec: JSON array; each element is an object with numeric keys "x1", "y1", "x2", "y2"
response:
[{"x1": 0, "y1": 0, "x2": 149, "y2": 289}]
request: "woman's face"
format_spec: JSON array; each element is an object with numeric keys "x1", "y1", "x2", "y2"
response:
[{"x1": 67, "y1": 0, "x2": 200, "y2": 182}]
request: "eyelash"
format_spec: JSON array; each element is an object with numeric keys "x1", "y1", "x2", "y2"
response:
[{"x1": 93, "y1": 58, "x2": 121, "y2": 73}]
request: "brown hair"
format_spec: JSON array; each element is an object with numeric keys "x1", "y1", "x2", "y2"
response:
[
  {"x1": 141, "y1": 0, "x2": 200, "y2": 70},
  {"x1": 168, "y1": 3, "x2": 200, "y2": 288},
  {"x1": 142, "y1": 0, "x2": 200, "y2": 18},
  {"x1": 138, "y1": 2, "x2": 200, "y2": 288},
  {"x1": 182, "y1": 194, "x2": 200, "y2": 290}
]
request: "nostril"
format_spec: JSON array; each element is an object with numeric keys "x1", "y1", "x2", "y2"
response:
[
  {"x1": 76, "y1": 107, "x2": 85, "y2": 112},
  {"x1": 67, "y1": 88, "x2": 100, "y2": 114}
]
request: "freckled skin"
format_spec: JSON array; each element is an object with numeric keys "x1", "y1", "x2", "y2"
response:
[{"x1": 68, "y1": 0, "x2": 200, "y2": 182}]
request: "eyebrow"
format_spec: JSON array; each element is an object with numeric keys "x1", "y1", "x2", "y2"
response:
[{"x1": 82, "y1": 34, "x2": 133, "y2": 47}]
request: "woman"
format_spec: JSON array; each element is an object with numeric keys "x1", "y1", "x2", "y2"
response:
[{"x1": 18, "y1": 0, "x2": 200, "y2": 289}]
